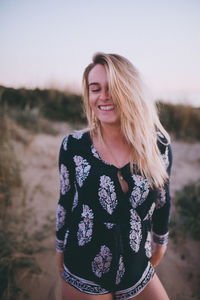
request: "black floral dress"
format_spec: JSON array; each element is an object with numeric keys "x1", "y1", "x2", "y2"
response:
[{"x1": 56, "y1": 131, "x2": 172, "y2": 299}]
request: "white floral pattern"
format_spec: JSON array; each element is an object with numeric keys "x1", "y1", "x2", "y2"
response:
[
  {"x1": 162, "y1": 146, "x2": 169, "y2": 169},
  {"x1": 92, "y1": 245, "x2": 112, "y2": 278},
  {"x1": 64, "y1": 230, "x2": 69, "y2": 247},
  {"x1": 91, "y1": 146, "x2": 111, "y2": 165},
  {"x1": 98, "y1": 175, "x2": 117, "y2": 215},
  {"x1": 60, "y1": 164, "x2": 70, "y2": 195},
  {"x1": 143, "y1": 203, "x2": 156, "y2": 221},
  {"x1": 77, "y1": 205, "x2": 94, "y2": 246},
  {"x1": 72, "y1": 131, "x2": 83, "y2": 140},
  {"x1": 73, "y1": 156, "x2": 91, "y2": 187},
  {"x1": 129, "y1": 175, "x2": 150, "y2": 208},
  {"x1": 62, "y1": 136, "x2": 69, "y2": 151},
  {"x1": 104, "y1": 222, "x2": 115, "y2": 229},
  {"x1": 156, "y1": 189, "x2": 166, "y2": 209},
  {"x1": 91, "y1": 146, "x2": 101, "y2": 160},
  {"x1": 129, "y1": 209, "x2": 142, "y2": 252},
  {"x1": 145, "y1": 232, "x2": 152, "y2": 258},
  {"x1": 72, "y1": 183, "x2": 78, "y2": 211},
  {"x1": 56, "y1": 204, "x2": 66, "y2": 231},
  {"x1": 116, "y1": 255, "x2": 125, "y2": 285},
  {"x1": 156, "y1": 131, "x2": 165, "y2": 139}
]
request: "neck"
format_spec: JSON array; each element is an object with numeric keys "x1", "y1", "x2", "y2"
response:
[{"x1": 100, "y1": 123, "x2": 125, "y2": 143}]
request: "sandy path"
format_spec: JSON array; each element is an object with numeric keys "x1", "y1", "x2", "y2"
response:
[
  {"x1": 156, "y1": 139, "x2": 200, "y2": 300},
  {"x1": 14, "y1": 122, "x2": 72, "y2": 300},
  {"x1": 14, "y1": 126, "x2": 200, "y2": 300}
]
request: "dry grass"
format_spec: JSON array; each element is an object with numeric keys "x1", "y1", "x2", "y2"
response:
[
  {"x1": 0, "y1": 113, "x2": 22, "y2": 213},
  {"x1": 1, "y1": 85, "x2": 200, "y2": 140},
  {"x1": 157, "y1": 101, "x2": 200, "y2": 141},
  {"x1": 0, "y1": 113, "x2": 42, "y2": 300},
  {"x1": 174, "y1": 180, "x2": 200, "y2": 240},
  {"x1": 7, "y1": 108, "x2": 59, "y2": 136}
]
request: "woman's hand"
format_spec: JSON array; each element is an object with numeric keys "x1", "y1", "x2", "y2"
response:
[
  {"x1": 150, "y1": 244, "x2": 167, "y2": 268},
  {"x1": 56, "y1": 251, "x2": 64, "y2": 277}
]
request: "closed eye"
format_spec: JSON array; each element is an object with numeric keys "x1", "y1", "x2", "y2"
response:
[
  {"x1": 89, "y1": 82, "x2": 101, "y2": 93},
  {"x1": 91, "y1": 88, "x2": 100, "y2": 92}
]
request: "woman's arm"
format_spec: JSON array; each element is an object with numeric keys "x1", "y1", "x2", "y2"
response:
[
  {"x1": 150, "y1": 244, "x2": 167, "y2": 268},
  {"x1": 56, "y1": 135, "x2": 75, "y2": 274},
  {"x1": 151, "y1": 142, "x2": 173, "y2": 267}
]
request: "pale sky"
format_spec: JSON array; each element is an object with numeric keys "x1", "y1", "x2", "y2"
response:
[{"x1": 0, "y1": 0, "x2": 200, "y2": 106}]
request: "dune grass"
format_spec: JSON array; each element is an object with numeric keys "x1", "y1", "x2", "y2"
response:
[
  {"x1": 0, "y1": 113, "x2": 41, "y2": 300},
  {"x1": 174, "y1": 180, "x2": 200, "y2": 240},
  {"x1": 157, "y1": 101, "x2": 200, "y2": 141},
  {"x1": 1, "y1": 86, "x2": 200, "y2": 298},
  {"x1": 1, "y1": 85, "x2": 200, "y2": 140},
  {"x1": 0, "y1": 113, "x2": 22, "y2": 211}
]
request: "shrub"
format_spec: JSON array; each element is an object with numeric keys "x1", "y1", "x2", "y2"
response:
[
  {"x1": 0, "y1": 228, "x2": 41, "y2": 300},
  {"x1": 1, "y1": 85, "x2": 200, "y2": 140},
  {"x1": 0, "y1": 113, "x2": 21, "y2": 211},
  {"x1": 157, "y1": 101, "x2": 200, "y2": 141},
  {"x1": 0, "y1": 86, "x2": 86, "y2": 124},
  {"x1": 0, "y1": 113, "x2": 41, "y2": 299},
  {"x1": 175, "y1": 180, "x2": 200, "y2": 240}
]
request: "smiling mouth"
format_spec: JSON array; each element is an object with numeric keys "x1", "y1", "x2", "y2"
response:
[{"x1": 98, "y1": 105, "x2": 115, "y2": 111}]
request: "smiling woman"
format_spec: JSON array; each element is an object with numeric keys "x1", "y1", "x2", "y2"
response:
[
  {"x1": 56, "y1": 53, "x2": 172, "y2": 300},
  {"x1": 88, "y1": 64, "x2": 120, "y2": 126}
]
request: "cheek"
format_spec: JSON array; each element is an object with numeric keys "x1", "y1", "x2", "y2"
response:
[{"x1": 89, "y1": 95, "x2": 98, "y2": 110}]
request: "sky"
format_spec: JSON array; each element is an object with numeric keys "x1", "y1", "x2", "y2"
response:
[{"x1": 0, "y1": 0, "x2": 200, "y2": 106}]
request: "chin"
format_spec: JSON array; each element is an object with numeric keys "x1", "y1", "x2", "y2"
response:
[{"x1": 100, "y1": 119, "x2": 120, "y2": 126}]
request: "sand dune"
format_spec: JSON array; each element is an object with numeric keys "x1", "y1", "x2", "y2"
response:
[{"x1": 13, "y1": 123, "x2": 200, "y2": 300}]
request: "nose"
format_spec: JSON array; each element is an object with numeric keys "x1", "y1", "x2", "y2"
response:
[{"x1": 99, "y1": 88, "x2": 109, "y2": 101}]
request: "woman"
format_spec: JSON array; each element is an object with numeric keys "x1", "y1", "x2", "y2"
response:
[{"x1": 56, "y1": 53, "x2": 172, "y2": 300}]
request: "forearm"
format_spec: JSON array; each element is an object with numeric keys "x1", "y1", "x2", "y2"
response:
[{"x1": 150, "y1": 244, "x2": 167, "y2": 268}]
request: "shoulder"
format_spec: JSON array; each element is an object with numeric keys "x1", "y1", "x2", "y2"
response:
[
  {"x1": 60, "y1": 130, "x2": 91, "y2": 152},
  {"x1": 156, "y1": 131, "x2": 172, "y2": 171},
  {"x1": 156, "y1": 131, "x2": 169, "y2": 145},
  {"x1": 156, "y1": 131, "x2": 170, "y2": 152}
]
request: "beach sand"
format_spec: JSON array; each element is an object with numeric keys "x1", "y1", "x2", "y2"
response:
[{"x1": 12, "y1": 122, "x2": 200, "y2": 300}]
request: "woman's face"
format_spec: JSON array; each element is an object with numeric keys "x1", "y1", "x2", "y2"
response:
[{"x1": 88, "y1": 64, "x2": 120, "y2": 126}]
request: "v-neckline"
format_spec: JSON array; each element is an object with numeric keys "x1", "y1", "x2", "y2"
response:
[
  {"x1": 86, "y1": 131, "x2": 130, "y2": 171},
  {"x1": 85, "y1": 132, "x2": 131, "y2": 195}
]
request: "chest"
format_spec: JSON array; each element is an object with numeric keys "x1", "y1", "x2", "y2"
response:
[{"x1": 72, "y1": 153, "x2": 156, "y2": 220}]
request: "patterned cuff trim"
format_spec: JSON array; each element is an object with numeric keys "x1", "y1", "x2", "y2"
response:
[
  {"x1": 153, "y1": 232, "x2": 169, "y2": 245},
  {"x1": 56, "y1": 238, "x2": 64, "y2": 252}
]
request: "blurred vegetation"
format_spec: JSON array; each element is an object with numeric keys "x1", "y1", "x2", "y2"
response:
[
  {"x1": 0, "y1": 85, "x2": 200, "y2": 298},
  {"x1": 0, "y1": 113, "x2": 41, "y2": 300},
  {"x1": 0, "y1": 85, "x2": 86, "y2": 124},
  {"x1": 157, "y1": 101, "x2": 200, "y2": 141},
  {"x1": 0, "y1": 113, "x2": 22, "y2": 211},
  {"x1": 0, "y1": 85, "x2": 200, "y2": 140},
  {"x1": 174, "y1": 180, "x2": 200, "y2": 240}
]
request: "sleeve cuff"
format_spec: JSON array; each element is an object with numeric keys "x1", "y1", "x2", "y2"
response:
[
  {"x1": 153, "y1": 232, "x2": 169, "y2": 245},
  {"x1": 56, "y1": 238, "x2": 64, "y2": 252}
]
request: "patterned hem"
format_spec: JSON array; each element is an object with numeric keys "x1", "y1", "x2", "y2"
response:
[
  {"x1": 115, "y1": 262, "x2": 155, "y2": 300},
  {"x1": 62, "y1": 264, "x2": 109, "y2": 295},
  {"x1": 62, "y1": 262, "x2": 154, "y2": 298},
  {"x1": 153, "y1": 232, "x2": 169, "y2": 245},
  {"x1": 56, "y1": 238, "x2": 64, "y2": 252}
]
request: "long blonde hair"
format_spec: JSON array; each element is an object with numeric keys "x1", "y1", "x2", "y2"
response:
[{"x1": 82, "y1": 52, "x2": 170, "y2": 188}]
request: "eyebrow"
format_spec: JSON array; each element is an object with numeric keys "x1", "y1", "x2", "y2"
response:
[{"x1": 88, "y1": 82, "x2": 100, "y2": 87}]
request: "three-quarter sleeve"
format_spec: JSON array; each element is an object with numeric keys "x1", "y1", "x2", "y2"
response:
[
  {"x1": 56, "y1": 136, "x2": 75, "y2": 252},
  {"x1": 152, "y1": 143, "x2": 173, "y2": 245}
]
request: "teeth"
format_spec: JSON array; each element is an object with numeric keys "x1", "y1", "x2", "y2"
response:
[{"x1": 99, "y1": 105, "x2": 114, "y2": 111}]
